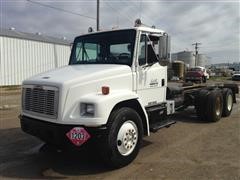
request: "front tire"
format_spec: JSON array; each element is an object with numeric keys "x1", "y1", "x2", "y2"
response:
[{"x1": 101, "y1": 107, "x2": 143, "y2": 168}]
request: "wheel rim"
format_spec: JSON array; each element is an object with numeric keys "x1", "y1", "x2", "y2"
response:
[
  {"x1": 227, "y1": 94, "x2": 233, "y2": 111},
  {"x1": 216, "y1": 96, "x2": 221, "y2": 116},
  {"x1": 117, "y1": 120, "x2": 138, "y2": 156}
]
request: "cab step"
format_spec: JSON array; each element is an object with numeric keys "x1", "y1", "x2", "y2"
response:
[{"x1": 150, "y1": 120, "x2": 176, "y2": 133}]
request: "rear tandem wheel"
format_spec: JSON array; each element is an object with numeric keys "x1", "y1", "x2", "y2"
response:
[
  {"x1": 222, "y1": 88, "x2": 233, "y2": 117},
  {"x1": 196, "y1": 89, "x2": 223, "y2": 122}
]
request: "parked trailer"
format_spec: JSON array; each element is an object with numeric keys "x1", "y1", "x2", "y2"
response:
[{"x1": 19, "y1": 21, "x2": 239, "y2": 168}]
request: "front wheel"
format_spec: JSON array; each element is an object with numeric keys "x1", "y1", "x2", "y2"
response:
[{"x1": 101, "y1": 107, "x2": 143, "y2": 168}]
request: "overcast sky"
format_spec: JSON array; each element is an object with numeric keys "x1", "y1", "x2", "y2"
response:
[{"x1": 1, "y1": 0, "x2": 239, "y2": 64}]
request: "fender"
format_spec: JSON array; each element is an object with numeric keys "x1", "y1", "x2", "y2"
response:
[{"x1": 61, "y1": 90, "x2": 149, "y2": 133}]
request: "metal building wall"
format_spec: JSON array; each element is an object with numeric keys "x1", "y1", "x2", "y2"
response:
[
  {"x1": 55, "y1": 44, "x2": 71, "y2": 67},
  {"x1": 0, "y1": 36, "x2": 70, "y2": 86}
]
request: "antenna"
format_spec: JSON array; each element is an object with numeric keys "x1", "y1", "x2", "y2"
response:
[
  {"x1": 139, "y1": 0, "x2": 142, "y2": 19},
  {"x1": 135, "y1": 19, "x2": 142, "y2": 27}
]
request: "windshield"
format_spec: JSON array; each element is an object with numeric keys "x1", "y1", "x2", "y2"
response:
[
  {"x1": 69, "y1": 30, "x2": 136, "y2": 66},
  {"x1": 190, "y1": 68, "x2": 202, "y2": 71}
]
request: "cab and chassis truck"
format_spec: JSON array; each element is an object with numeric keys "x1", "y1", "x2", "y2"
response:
[{"x1": 20, "y1": 24, "x2": 239, "y2": 168}]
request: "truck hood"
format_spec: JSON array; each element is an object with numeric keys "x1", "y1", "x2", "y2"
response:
[
  {"x1": 22, "y1": 64, "x2": 133, "y2": 123},
  {"x1": 23, "y1": 64, "x2": 132, "y2": 86}
]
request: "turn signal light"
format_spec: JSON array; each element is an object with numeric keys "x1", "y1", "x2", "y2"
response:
[{"x1": 102, "y1": 86, "x2": 110, "y2": 95}]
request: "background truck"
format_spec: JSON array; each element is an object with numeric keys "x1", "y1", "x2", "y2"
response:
[
  {"x1": 20, "y1": 21, "x2": 239, "y2": 168},
  {"x1": 185, "y1": 66, "x2": 209, "y2": 83}
]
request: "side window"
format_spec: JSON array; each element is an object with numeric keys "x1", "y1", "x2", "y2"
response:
[
  {"x1": 138, "y1": 34, "x2": 146, "y2": 65},
  {"x1": 147, "y1": 37, "x2": 159, "y2": 64}
]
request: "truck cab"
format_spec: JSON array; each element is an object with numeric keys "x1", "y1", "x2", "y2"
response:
[{"x1": 20, "y1": 24, "x2": 173, "y2": 167}]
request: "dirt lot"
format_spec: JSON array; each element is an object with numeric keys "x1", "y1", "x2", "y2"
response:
[{"x1": 0, "y1": 82, "x2": 240, "y2": 179}]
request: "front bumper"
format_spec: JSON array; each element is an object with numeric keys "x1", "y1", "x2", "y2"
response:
[{"x1": 20, "y1": 115, "x2": 107, "y2": 148}]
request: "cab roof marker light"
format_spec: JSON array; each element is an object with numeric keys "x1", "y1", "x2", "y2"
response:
[{"x1": 134, "y1": 19, "x2": 142, "y2": 27}]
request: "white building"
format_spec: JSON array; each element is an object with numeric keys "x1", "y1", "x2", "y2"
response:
[{"x1": 0, "y1": 28, "x2": 71, "y2": 86}]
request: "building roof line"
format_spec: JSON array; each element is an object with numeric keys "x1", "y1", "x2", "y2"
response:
[{"x1": 0, "y1": 28, "x2": 71, "y2": 45}]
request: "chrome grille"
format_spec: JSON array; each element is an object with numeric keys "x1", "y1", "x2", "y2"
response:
[{"x1": 22, "y1": 85, "x2": 59, "y2": 119}]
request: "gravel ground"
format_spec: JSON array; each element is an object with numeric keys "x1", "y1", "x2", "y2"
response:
[{"x1": 0, "y1": 81, "x2": 239, "y2": 179}]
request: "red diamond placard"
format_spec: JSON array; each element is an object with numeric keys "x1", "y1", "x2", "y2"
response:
[{"x1": 66, "y1": 127, "x2": 91, "y2": 146}]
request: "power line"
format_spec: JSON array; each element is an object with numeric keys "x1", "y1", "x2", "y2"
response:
[
  {"x1": 104, "y1": 1, "x2": 133, "y2": 24},
  {"x1": 119, "y1": 0, "x2": 141, "y2": 20},
  {"x1": 120, "y1": 0, "x2": 156, "y2": 27},
  {"x1": 26, "y1": 0, "x2": 95, "y2": 20}
]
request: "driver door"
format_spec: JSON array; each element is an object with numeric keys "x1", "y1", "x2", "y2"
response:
[{"x1": 136, "y1": 34, "x2": 167, "y2": 106}]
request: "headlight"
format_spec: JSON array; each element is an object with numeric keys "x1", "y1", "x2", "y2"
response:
[{"x1": 80, "y1": 103, "x2": 95, "y2": 116}]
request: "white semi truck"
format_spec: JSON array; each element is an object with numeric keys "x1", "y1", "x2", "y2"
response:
[{"x1": 20, "y1": 22, "x2": 239, "y2": 168}]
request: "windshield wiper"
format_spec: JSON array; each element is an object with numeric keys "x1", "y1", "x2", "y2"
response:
[{"x1": 82, "y1": 45, "x2": 89, "y2": 60}]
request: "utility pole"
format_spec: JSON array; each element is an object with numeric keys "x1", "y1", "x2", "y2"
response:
[
  {"x1": 192, "y1": 42, "x2": 201, "y2": 67},
  {"x1": 97, "y1": 0, "x2": 100, "y2": 31}
]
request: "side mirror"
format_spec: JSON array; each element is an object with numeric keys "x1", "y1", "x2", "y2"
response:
[{"x1": 159, "y1": 35, "x2": 171, "y2": 66}]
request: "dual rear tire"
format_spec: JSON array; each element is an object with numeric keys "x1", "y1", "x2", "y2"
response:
[
  {"x1": 222, "y1": 88, "x2": 233, "y2": 117},
  {"x1": 196, "y1": 88, "x2": 233, "y2": 122}
]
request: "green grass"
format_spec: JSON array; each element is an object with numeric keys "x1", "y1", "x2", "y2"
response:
[
  {"x1": 209, "y1": 76, "x2": 231, "y2": 81},
  {"x1": 0, "y1": 85, "x2": 21, "y2": 91}
]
